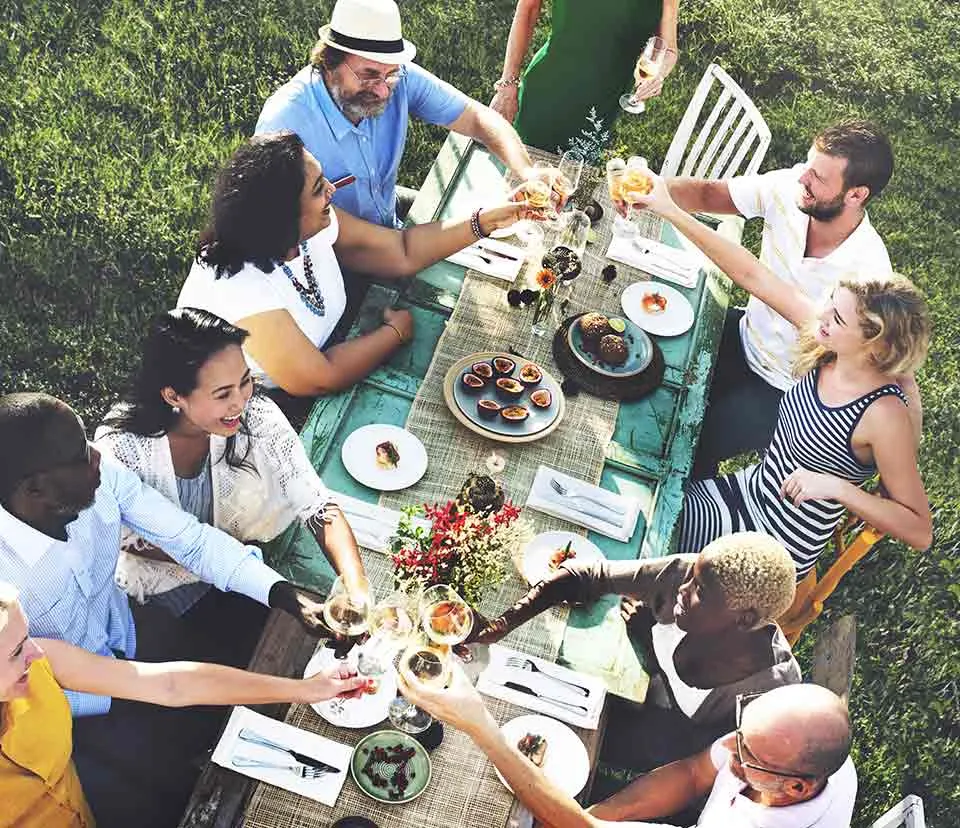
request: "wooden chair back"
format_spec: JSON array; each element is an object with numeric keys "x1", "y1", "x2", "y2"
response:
[
  {"x1": 779, "y1": 517, "x2": 885, "y2": 646},
  {"x1": 660, "y1": 63, "x2": 771, "y2": 180}
]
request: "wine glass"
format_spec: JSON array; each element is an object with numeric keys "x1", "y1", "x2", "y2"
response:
[
  {"x1": 322, "y1": 575, "x2": 371, "y2": 659},
  {"x1": 501, "y1": 165, "x2": 552, "y2": 246},
  {"x1": 608, "y1": 156, "x2": 652, "y2": 237},
  {"x1": 420, "y1": 584, "x2": 474, "y2": 646},
  {"x1": 551, "y1": 150, "x2": 584, "y2": 219},
  {"x1": 356, "y1": 592, "x2": 416, "y2": 694},
  {"x1": 620, "y1": 36, "x2": 669, "y2": 114},
  {"x1": 388, "y1": 635, "x2": 453, "y2": 734}
]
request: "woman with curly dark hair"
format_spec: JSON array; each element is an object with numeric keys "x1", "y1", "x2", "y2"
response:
[{"x1": 178, "y1": 131, "x2": 538, "y2": 410}]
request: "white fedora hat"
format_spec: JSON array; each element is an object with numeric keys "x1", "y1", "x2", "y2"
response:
[{"x1": 318, "y1": 0, "x2": 417, "y2": 64}]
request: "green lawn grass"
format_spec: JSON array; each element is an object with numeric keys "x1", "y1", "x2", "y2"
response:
[{"x1": 1, "y1": 0, "x2": 957, "y2": 823}]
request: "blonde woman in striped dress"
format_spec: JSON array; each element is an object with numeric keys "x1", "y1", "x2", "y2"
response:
[{"x1": 635, "y1": 172, "x2": 933, "y2": 577}]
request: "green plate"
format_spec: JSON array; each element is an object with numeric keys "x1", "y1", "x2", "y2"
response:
[{"x1": 350, "y1": 730, "x2": 432, "y2": 804}]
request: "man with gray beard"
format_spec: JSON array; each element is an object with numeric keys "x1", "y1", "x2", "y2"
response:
[{"x1": 256, "y1": 0, "x2": 535, "y2": 228}]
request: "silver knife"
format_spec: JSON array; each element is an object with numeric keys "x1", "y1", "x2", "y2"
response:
[
  {"x1": 238, "y1": 728, "x2": 341, "y2": 773},
  {"x1": 504, "y1": 681, "x2": 589, "y2": 715}
]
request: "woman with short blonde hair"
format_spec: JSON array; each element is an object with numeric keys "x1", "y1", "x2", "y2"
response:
[{"x1": 634, "y1": 172, "x2": 933, "y2": 578}]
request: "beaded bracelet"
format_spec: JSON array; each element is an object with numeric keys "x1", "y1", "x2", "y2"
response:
[
  {"x1": 493, "y1": 76, "x2": 521, "y2": 91},
  {"x1": 470, "y1": 207, "x2": 489, "y2": 240}
]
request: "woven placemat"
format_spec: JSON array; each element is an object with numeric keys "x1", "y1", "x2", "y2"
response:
[{"x1": 552, "y1": 314, "x2": 665, "y2": 401}]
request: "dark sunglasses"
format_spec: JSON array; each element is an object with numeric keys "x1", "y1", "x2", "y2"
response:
[{"x1": 734, "y1": 693, "x2": 820, "y2": 782}]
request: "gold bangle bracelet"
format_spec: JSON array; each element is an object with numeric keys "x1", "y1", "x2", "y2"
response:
[{"x1": 385, "y1": 322, "x2": 405, "y2": 344}]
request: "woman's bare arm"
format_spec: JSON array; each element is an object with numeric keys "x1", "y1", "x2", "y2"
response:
[
  {"x1": 489, "y1": 0, "x2": 542, "y2": 122},
  {"x1": 237, "y1": 308, "x2": 411, "y2": 397},
  {"x1": 333, "y1": 203, "x2": 528, "y2": 279},
  {"x1": 639, "y1": 175, "x2": 814, "y2": 327},
  {"x1": 41, "y1": 638, "x2": 367, "y2": 707},
  {"x1": 841, "y1": 398, "x2": 932, "y2": 549}
]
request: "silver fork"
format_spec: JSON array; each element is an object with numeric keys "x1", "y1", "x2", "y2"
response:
[
  {"x1": 549, "y1": 478, "x2": 626, "y2": 515},
  {"x1": 231, "y1": 756, "x2": 330, "y2": 779},
  {"x1": 505, "y1": 655, "x2": 591, "y2": 697}
]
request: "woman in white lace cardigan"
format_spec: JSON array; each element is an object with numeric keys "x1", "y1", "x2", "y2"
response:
[{"x1": 95, "y1": 308, "x2": 367, "y2": 612}]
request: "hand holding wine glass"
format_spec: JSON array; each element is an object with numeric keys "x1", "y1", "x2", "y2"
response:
[
  {"x1": 322, "y1": 574, "x2": 372, "y2": 659},
  {"x1": 388, "y1": 634, "x2": 453, "y2": 734},
  {"x1": 620, "y1": 36, "x2": 672, "y2": 114}
]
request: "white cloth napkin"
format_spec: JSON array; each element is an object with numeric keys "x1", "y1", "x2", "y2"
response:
[
  {"x1": 477, "y1": 645, "x2": 605, "y2": 729},
  {"x1": 212, "y1": 706, "x2": 353, "y2": 806},
  {"x1": 525, "y1": 466, "x2": 641, "y2": 543},
  {"x1": 446, "y1": 238, "x2": 526, "y2": 283},
  {"x1": 334, "y1": 491, "x2": 431, "y2": 553},
  {"x1": 606, "y1": 234, "x2": 701, "y2": 289}
]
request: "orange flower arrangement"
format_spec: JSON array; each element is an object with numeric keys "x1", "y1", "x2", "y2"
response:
[{"x1": 535, "y1": 267, "x2": 557, "y2": 290}]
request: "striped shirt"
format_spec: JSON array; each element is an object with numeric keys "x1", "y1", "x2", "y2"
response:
[
  {"x1": 728, "y1": 165, "x2": 892, "y2": 391},
  {"x1": 680, "y1": 369, "x2": 906, "y2": 577},
  {"x1": 0, "y1": 458, "x2": 284, "y2": 716}
]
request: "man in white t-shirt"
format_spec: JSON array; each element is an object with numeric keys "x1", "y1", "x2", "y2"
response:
[
  {"x1": 666, "y1": 120, "x2": 895, "y2": 477},
  {"x1": 398, "y1": 676, "x2": 856, "y2": 828}
]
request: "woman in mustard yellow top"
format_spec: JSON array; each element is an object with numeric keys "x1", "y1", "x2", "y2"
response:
[{"x1": 0, "y1": 582, "x2": 369, "y2": 827}]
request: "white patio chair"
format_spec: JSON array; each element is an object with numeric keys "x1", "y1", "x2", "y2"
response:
[
  {"x1": 661, "y1": 63, "x2": 771, "y2": 180},
  {"x1": 869, "y1": 795, "x2": 927, "y2": 828}
]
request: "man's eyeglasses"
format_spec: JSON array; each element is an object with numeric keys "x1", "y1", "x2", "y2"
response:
[
  {"x1": 734, "y1": 693, "x2": 820, "y2": 782},
  {"x1": 342, "y1": 62, "x2": 406, "y2": 89}
]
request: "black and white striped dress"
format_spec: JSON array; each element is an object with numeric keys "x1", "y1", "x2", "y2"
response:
[{"x1": 679, "y1": 368, "x2": 906, "y2": 578}]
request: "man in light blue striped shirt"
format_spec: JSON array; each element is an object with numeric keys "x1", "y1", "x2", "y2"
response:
[{"x1": 0, "y1": 392, "x2": 329, "y2": 717}]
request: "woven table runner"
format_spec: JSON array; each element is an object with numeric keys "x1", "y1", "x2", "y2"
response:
[{"x1": 245, "y1": 161, "x2": 658, "y2": 828}]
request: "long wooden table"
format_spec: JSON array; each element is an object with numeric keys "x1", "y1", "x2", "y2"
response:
[{"x1": 180, "y1": 137, "x2": 739, "y2": 827}]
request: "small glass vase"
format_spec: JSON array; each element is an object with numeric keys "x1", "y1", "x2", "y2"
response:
[{"x1": 531, "y1": 285, "x2": 556, "y2": 337}]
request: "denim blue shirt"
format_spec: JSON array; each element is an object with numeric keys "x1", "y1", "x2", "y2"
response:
[
  {"x1": 0, "y1": 458, "x2": 283, "y2": 716},
  {"x1": 256, "y1": 63, "x2": 469, "y2": 227}
]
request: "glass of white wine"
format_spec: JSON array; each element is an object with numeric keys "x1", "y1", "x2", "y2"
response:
[
  {"x1": 620, "y1": 36, "x2": 669, "y2": 114},
  {"x1": 420, "y1": 584, "x2": 474, "y2": 646},
  {"x1": 388, "y1": 635, "x2": 452, "y2": 734},
  {"x1": 547, "y1": 150, "x2": 584, "y2": 229},
  {"x1": 322, "y1": 575, "x2": 371, "y2": 659},
  {"x1": 356, "y1": 592, "x2": 416, "y2": 693}
]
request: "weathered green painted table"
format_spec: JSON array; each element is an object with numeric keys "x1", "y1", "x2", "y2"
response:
[{"x1": 268, "y1": 135, "x2": 740, "y2": 701}]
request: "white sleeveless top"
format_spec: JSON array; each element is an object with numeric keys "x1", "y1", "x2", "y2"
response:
[
  {"x1": 178, "y1": 209, "x2": 347, "y2": 388},
  {"x1": 651, "y1": 622, "x2": 712, "y2": 718}
]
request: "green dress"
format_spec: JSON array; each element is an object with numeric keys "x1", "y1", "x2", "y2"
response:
[{"x1": 514, "y1": 0, "x2": 663, "y2": 153}]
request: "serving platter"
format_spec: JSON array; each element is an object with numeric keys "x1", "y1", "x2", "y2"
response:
[
  {"x1": 442, "y1": 351, "x2": 565, "y2": 444},
  {"x1": 566, "y1": 313, "x2": 654, "y2": 378}
]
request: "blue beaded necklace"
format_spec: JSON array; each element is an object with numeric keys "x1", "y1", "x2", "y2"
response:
[{"x1": 280, "y1": 241, "x2": 325, "y2": 317}]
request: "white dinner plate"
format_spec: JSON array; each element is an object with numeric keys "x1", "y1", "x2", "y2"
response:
[
  {"x1": 621, "y1": 280, "x2": 695, "y2": 337},
  {"x1": 303, "y1": 645, "x2": 397, "y2": 729},
  {"x1": 496, "y1": 715, "x2": 590, "y2": 796},
  {"x1": 340, "y1": 424, "x2": 427, "y2": 491},
  {"x1": 521, "y1": 531, "x2": 605, "y2": 585}
]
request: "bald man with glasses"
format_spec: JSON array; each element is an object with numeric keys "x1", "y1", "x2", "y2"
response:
[{"x1": 398, "y1": 674, "x2": 857, "y2": 828}]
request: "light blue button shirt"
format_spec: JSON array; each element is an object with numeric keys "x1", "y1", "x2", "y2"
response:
[
  {"x1": 0, "y1": 458, "x2": 284, "y2": 716},
  {"x1": 255, "y1": 63, "x2": 469, "y2": 227}
]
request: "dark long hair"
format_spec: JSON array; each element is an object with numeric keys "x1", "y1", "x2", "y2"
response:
[
  {"x1": 103, "y1": 308, "x2": 257, "y2": 472},
  {"x1": 195, "y1": 131, "x2": 306, "y2": 278}
]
